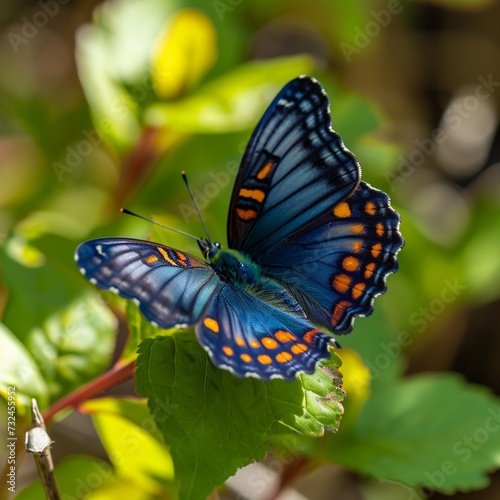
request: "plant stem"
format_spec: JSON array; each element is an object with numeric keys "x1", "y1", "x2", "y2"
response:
[{"x1": 42, "y1": 360, "x2": 135, "y2": 423}]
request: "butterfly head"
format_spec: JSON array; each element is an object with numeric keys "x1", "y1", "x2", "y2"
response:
[{"x1": 198, "y1": 239, "x2": 221, "y2": 262}]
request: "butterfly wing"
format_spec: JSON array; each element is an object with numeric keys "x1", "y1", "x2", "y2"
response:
[
  {"x1": 256, "y1": 182, "x2": 403, "y2": 334},
  {"x1": 75, "y1": 238, "x2": 219, "y2": 328},
  {"x1": 228, "y1": 75, "x2": 360, "y2": 255},
  {"x1": 227, "y1": 75, "x2": 403, "y2": 335},
  {"x1": 195, "y1": 283, "x2": 332, "y2": 380}
]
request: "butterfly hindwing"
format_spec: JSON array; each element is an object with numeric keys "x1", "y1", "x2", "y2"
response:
[
  {"x1": 228, "y1": 76, "x2": 360, "y2": 256},
  {"x1": 256, "y1": 182, "x2": 403, "y2": 333},
  {"x1": 195, "y1": 283, "x2": 332, "y2": 380},
  {"x1": 75, "y1": 238, "x2": 220, "y2": 329}
]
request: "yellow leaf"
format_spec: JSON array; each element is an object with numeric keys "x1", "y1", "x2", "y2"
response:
[
  {"x1": 338, "y1": 347, "x2": 371, "y2": 423},
  {"x1": 151, "y1": 9, "x2": 217, "y2": 99}
]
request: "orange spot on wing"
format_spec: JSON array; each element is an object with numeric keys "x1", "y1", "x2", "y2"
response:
[
  {"x1": 276, "y1": 352, "x2": 293, "y2": 363},
  {"x1": 145, "y1": 255, "x2": 158, "y2": 264},
  {"x1": 365, "y1": 202, "x2": 376, "y2": 215},
  {"x1": 223, "y1": 346, "x2": 234, "y2": 356},
  {"x1": 275, "y1": 330, "x2": 297, "y2": 342},
  {"x1": 292, "y1": 343, "x2": 308, "y2": 354},
  {"x1": 342, "y1": 256, "x2": 359, "y2": 272},
  {"x1": 333, "y1": 274, "x2": 351, "y2": 293},
  {"x1": 258, "y1": 354, "x2": 272, "y2": 365},
  {"x1": 235, "y1": 337, "x2": 246, "y2": 346},
  {"x1": 352, "y1": 241, "x2": 363, "y2": 253},
  {"x1": 175, "y1": 251, "x2": 188, "y2": 266},
  {"x1": 332, "y1": 300, "x2": 352, "y2": 326},
  {"x1": 351, "y1": 224, "x2": 364, "y2": 234},
  {"x1": 304, "y1": 329, "x2": 321, "y2": 344},
  {"x1": 352, "y1": 282, "x2": 366, "y2": 299},
  {"x1": 249, "y1": 340, "x2": 260, "y2": 348},
  {"x1": 257, "y1": 161, "x2": 274, "y2": 179},
  {"x1": 237, "y1": 208, "x2": 258, "y2": 221},
  {"x1": 157, "y1": 247, "x2": 177, "y2": 266},
  {"x1": 333, "y1": 201, "x2": 351, "y2": 218},
  {"x1": 371, "y1": 243, "x2": 383, "y2": 258},
  {"x1": 262, "y1": 337, "x2": 278, "y2": 349},
  {"x1": 203, "y1": 317, "x2": 219, "y2": 333},
  {"x1": 240, "y1": 354, "x2": 252, "y2": 363},
  {"x1": 364, "y1": 262, "x2": 376, "y2": 279},
  {"x1": 376, "y1": 223, "x2": 384, "y2": 237},
  {"x1": 239, "y1": 188, "x2": 266, "y2": 203}
]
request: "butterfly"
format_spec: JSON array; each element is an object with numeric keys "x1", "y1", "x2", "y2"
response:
[{"x1": 75, "y1": 75, "x2": 403, "y2": 381}]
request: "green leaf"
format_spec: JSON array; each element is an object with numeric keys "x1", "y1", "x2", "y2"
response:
[
  {"x1": 0, "y1": 323, "x2": 49, "y2": 411},
  {"x1": 146, "y1": 55, "x2": 314, "y2": 133},
  {"x1": 0, "y1": 244, "x2": 81, "y2": 345},
  {"x1": 338, "y1": 307, "x2": 407, "y2": 387},
  {"x1": 81, "y1": 397, "x2": 175, "y2": 495},
  {"x1": 1, "y1": 239, "x2": 117, "y2": 404},
  {"x1": 135, "y1": 334, "x2": 343, "y2": 500},
  {"x1": 16, "y1": 455, "x2": 115, "y2": 500},
  {"x1": 76, "y1": 0, "x2": 182, "y2": 150},
  {"x1": 304, "y1": 373, "x2": 500, "y2": 494},
  {"x1": 121, "y1": 301, "x2": 167, "y2": 362}
]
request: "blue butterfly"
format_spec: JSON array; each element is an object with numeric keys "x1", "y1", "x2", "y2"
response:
[{"x1": 75, "y1": 75, "x2": 403, "y2": 381}]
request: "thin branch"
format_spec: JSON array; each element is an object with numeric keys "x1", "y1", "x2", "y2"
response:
[
  {"x1": 25, "y1": 399, "x2": 60, "y2": 500},
  {"x1": 42, "y1": 359, "x2": 135, "y2": 423}
]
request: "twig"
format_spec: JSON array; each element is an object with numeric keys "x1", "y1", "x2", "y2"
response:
[
  {"x1": 42, "y1": 359, "x2": 135, "y2": 423},
  {"x1": 25, "y1": 399, "x2": 60, "y2": 500}
]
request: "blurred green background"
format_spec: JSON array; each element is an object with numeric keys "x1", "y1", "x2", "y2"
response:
[{"x1": 1, "y1": 0, "x2": 500, "y2": 499}]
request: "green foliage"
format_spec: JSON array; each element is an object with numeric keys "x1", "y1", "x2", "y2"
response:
[
  {"x1": 0, "y1": 248, "x2": 116, "y2": 410},
  {"x1": 16, "y1": 455, "x2": 115, "y2": 500},
  {"x1": 135, "y1": 334, "x2": 344, "y2": 499},
  {"x1": 2, "y1": 0, "x2": 500, "y2": 499},
  {"x1": 0, "y1": 323, "x2": 49, "y2": 410},
  {"x1": 301, "y1": 374, "x2": 500, "y2": 493},
  {"x1": 83, "y1": 398, "x2": 176, "y2": 496}
]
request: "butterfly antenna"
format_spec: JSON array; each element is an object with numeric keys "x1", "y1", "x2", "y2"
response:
[
  {"x1": 181, "y1": 171, "x2": 212, "y2": 242},
  {"x1": 120, "y1": 208, "x2": 201, "y2": 242}
]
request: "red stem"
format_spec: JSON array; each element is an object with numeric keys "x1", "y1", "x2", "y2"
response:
[{"x1": 42, "y1": 360, "x2": 135, "y2": 423}]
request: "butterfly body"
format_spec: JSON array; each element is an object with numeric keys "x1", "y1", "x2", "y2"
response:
[{"x1": 76, "y1": 75, "x2": 403, "y2": 381}]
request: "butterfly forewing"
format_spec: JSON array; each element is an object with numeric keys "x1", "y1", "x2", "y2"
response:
[
  {"x1": 75, "y1": 238, "x2": 219, "y2": 329},
  {"x1": 228, "y1": 76, "x2": 360, "y2": 256}
]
